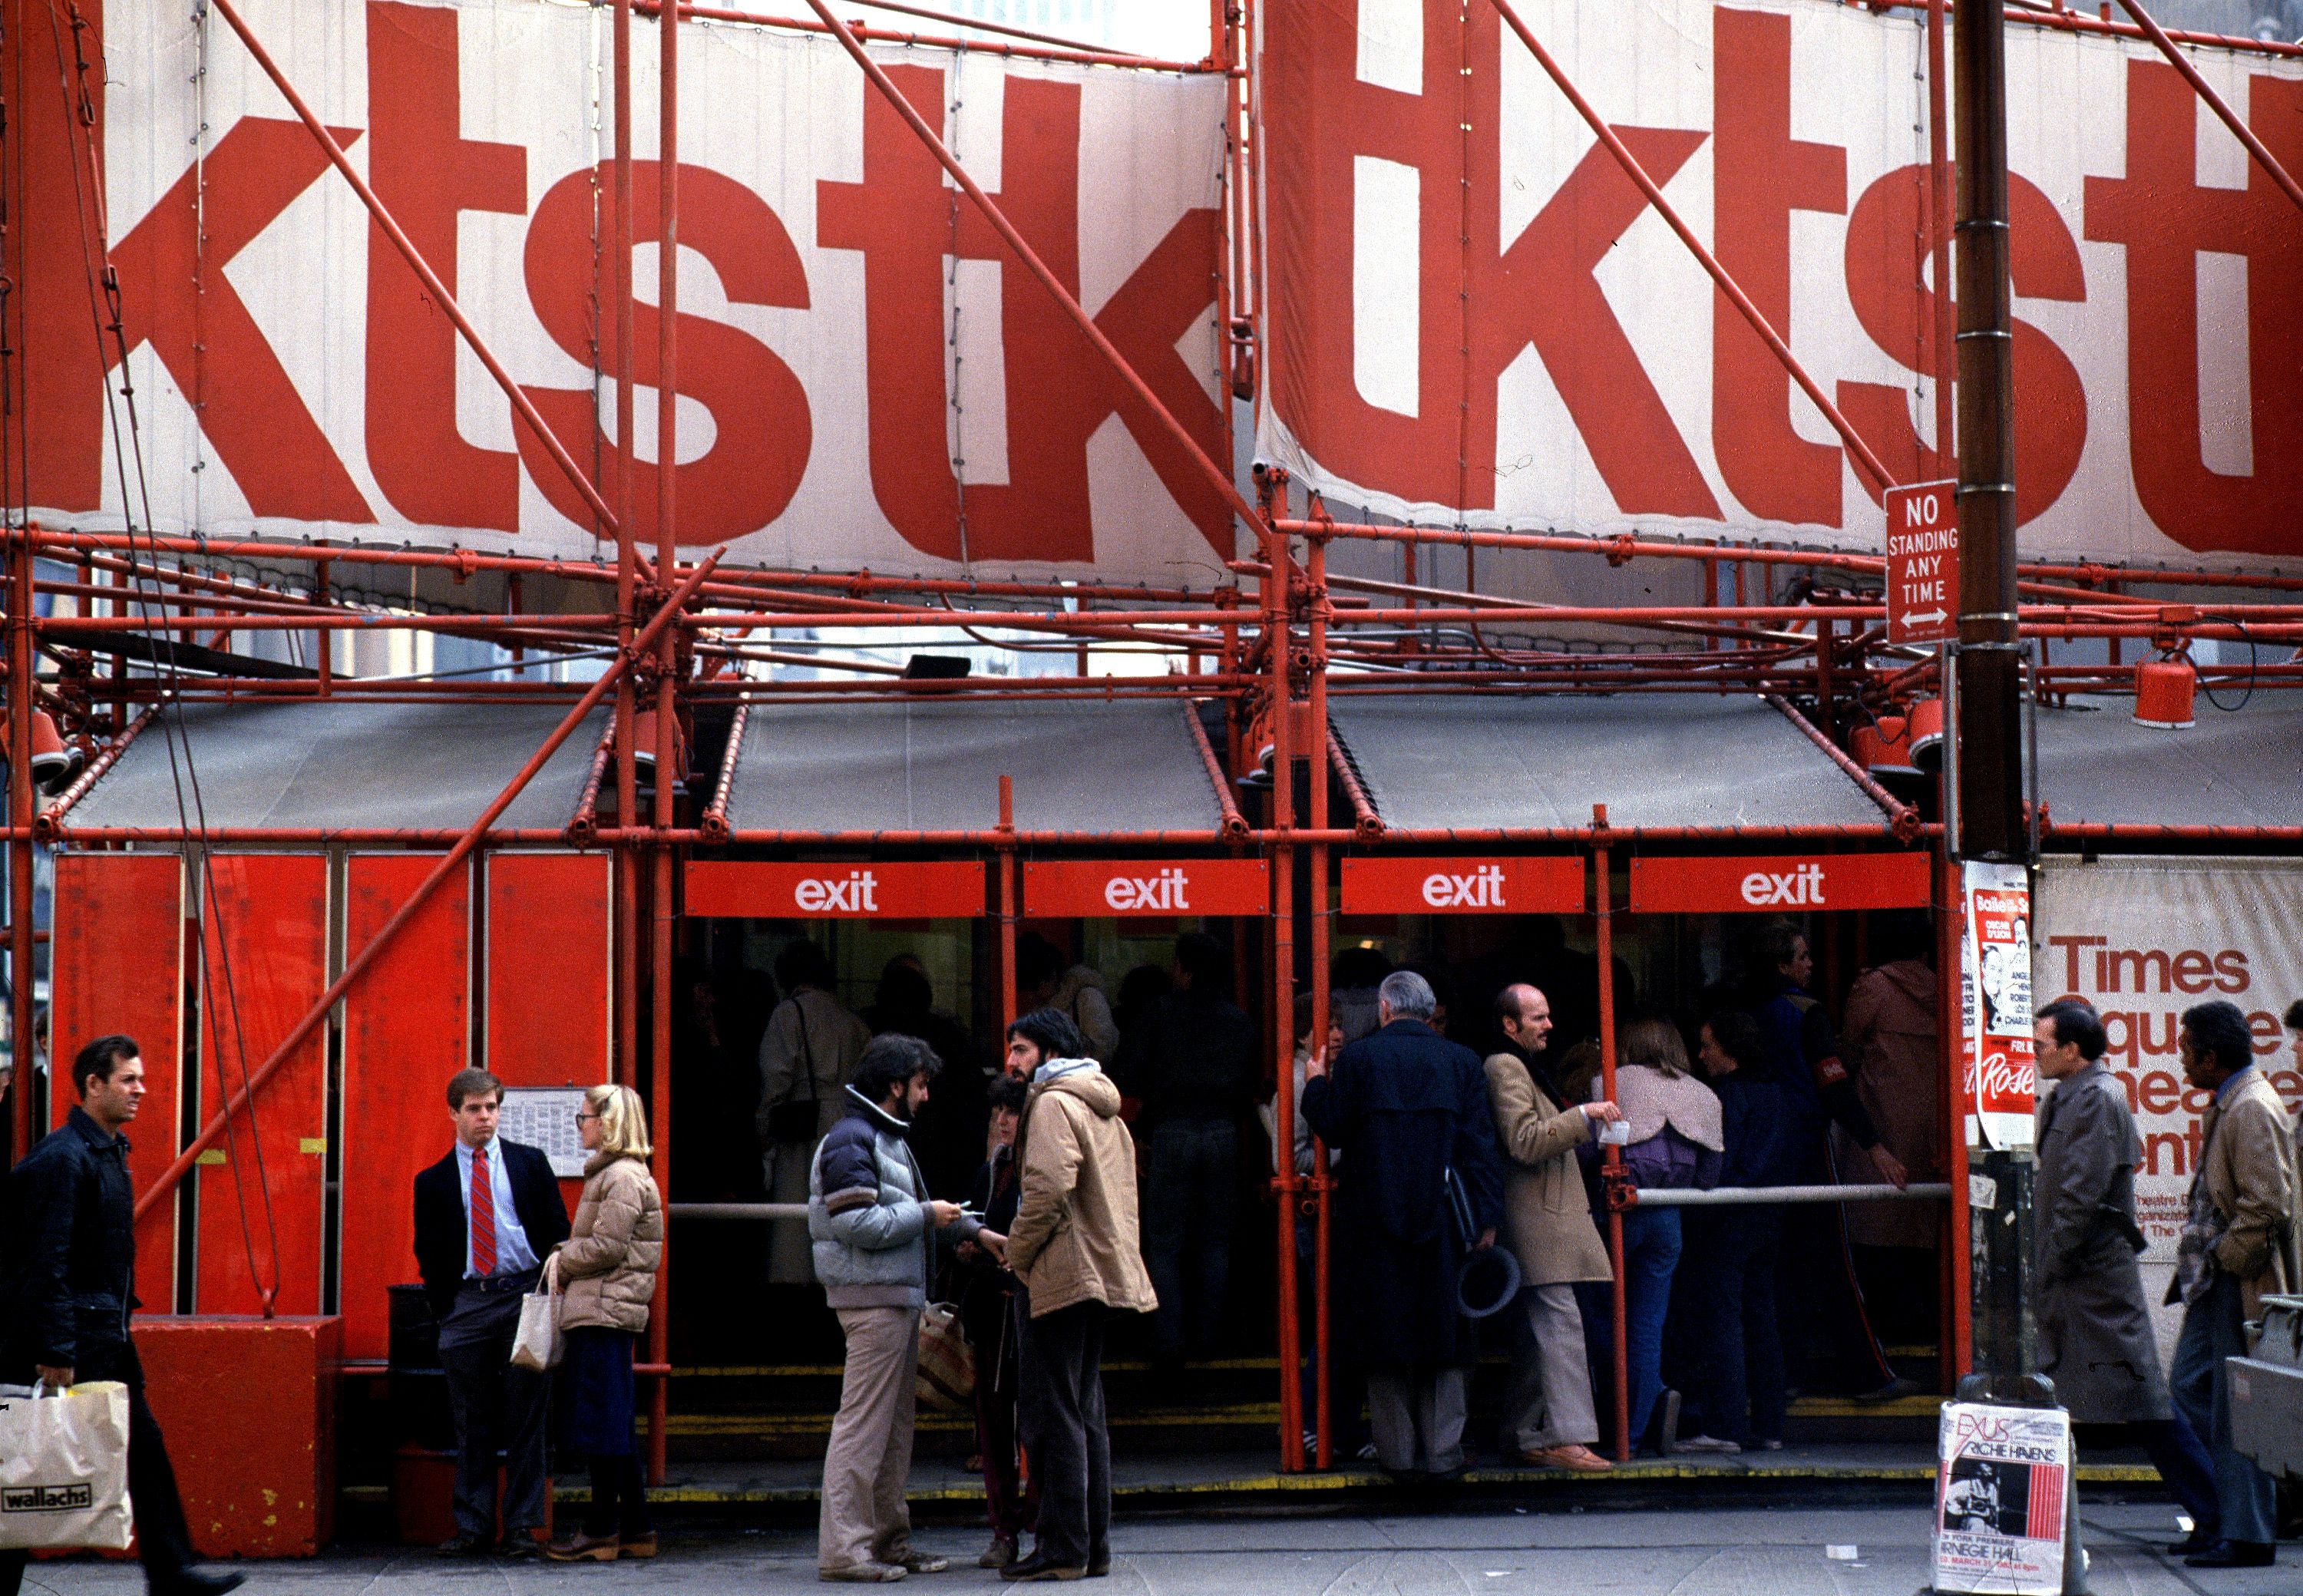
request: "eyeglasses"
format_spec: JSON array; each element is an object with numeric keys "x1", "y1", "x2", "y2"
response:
[{"x1": 573, "y1": 1111, "x2": 602, "y2": 1125}]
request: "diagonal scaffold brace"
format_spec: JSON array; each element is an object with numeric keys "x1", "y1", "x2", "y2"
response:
[{"x1": 133, "y1": 550, "x2": 725, "y2": 1223}]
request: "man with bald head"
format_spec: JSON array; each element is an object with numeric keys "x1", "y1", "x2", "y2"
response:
[{"x1": 1485, "y1": 983, "x2": 1620, "y2": 1471}]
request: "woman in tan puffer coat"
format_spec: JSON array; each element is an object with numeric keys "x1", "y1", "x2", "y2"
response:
[{"x1": 547, "y1": 1085, "x2": 663, "y2": 1564}]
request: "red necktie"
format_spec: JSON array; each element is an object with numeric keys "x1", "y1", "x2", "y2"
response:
[{"x1": 470, "y1": 1143, "x2": 498, "y2": 1277}]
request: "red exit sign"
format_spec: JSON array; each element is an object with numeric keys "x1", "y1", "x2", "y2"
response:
[
  {"x1": 1023, "y1": 859, "x2": 1269, "y2": 917},
  {"x1": 1626, "y1": 853, "x2": 1931, "y2": 914},
  {"x1": 685, "y1": 861, "x2": 986, "y2": 919},
  {"x1": 1884, "y1": 479, "x2": 1958, "y2": 646},
  {"x1": 1340, "y1": 857, "x2": 1583, "y2": 915}
]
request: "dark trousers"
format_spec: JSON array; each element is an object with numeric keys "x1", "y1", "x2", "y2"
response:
[
  {"x1": 1016, "y1": 1299, "x2": 1110, "y2": 1568},
  {"x1": 2073, "y1": 1417, "x2": 2221, "y2": 1538},
  {"x1": 1138, "y1": 1118, "x2": 1237, "y2": 1362},
  {"x1": 1700, "y1": 1208, "x2": 1786, "y2": 1446},
  {"x1": 1293, "y1": 1215, "x2": 1367, "y2": 1456},
  {"x1": 1778, "y1": 1136, "x2": 1897, "y2": 1393},
  {"x1": 2169, "y1": 1273, "x2": 2276, "y2": 1545},
  {"x1": 438, "y1": 1274, "x2": 551, "y2": 1540},
  {"x1": 583, "y1": 1456, "x2": 651, "y2": 1540},
  {"x1": 0, "y1": 1342, "x2": 199, "y2": 1596},
  {"x1": 973, "y1": 1379, "x2": 1036, "y2": 1538}
]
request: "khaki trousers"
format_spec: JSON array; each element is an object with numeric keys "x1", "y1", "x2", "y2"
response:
[
  {"x1": 1503, "y1": 1283, "x2": 1600, "y2": 1450},
  {"x1": 818, "y1": 1306, "x2": 920, "y2": 1572}
]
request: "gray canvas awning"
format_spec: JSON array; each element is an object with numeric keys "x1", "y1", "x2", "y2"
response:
[
  {"x1": 720, "y1": 699, "x2": 1225, "y2": 835},
  {"x1": 1327, "y1": 692, "x2": 1896, "y2": 832},
  {"x1": 2037, "y1": 690, "x2": 2303, "y2": 832},
  {"x1": 65, "y1": 699, "x2": 607, "y2": 834}
]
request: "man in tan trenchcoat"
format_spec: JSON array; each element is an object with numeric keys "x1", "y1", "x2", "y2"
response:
[
  {"x1": 1485, "y1": 983, "x2": 1621, "y2": 1472},
  {"x1": 2163, "y1": 999, "x2": 2300, "y2": 1569}
]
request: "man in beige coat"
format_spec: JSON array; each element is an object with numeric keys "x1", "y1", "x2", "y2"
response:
[
  {"x1": 1002, "y1": 1008, "x2": 1155, "y2": 1581},
  {"x1": 2163, "y1": 1000, "x2": 2299, "y2": 1569},
  {"x1": 1485, "y1": 984, "x2": 1621, "y2": 1472}
]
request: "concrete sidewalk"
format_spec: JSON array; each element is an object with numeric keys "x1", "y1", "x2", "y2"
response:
[{"x1": 18, "y1": 1503, "x2": 2288, "y2": 1596}]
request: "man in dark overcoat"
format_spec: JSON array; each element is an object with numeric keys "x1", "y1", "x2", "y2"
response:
[
  {"x1": 1303, "y1": 970, "x2": 1504, "y2": 1478},
  {"x1": 2032, "y1": 1000, "x2": 2219, "y2": 1545}
]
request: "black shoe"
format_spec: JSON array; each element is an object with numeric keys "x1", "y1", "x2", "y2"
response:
[
  {"x1": 1003, "y1": 1551, "x2": 1088, "y2": 1581},
  {"x1": 435, "y1": 1532, "x2": 492, "y2": 1559},
  {"x1": 2185, "y1": 1540, "x2": 2275, "y2": 1569},
  {"x1": 2166, "y1": 1528, "x2": 2219, "y2": 1558},
  {"x1": 496, "y1": 1535, "x2": 543, "y2": 1561},
  {"x1": 1085, "y1": 1555, "x2": 1111, "y2": 1578},
  {"x1": 157, "y1": 1572, "x2": 247, "y2": 1596}
]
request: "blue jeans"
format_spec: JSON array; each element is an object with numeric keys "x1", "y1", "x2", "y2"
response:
[
  {"x1": 2169, "y1": 1272, "x2": 2275, "y2": 1545},
  {"x1": 1139, "y1": 1118, "x2": 1239, "y2": 1362},
  {"x1": 1576, "y1": 1205, "x2": 1682, "y2": 1447},
  {"x1": 1700, "y1": 1208, "x2": 1786, "y2": 1446}
]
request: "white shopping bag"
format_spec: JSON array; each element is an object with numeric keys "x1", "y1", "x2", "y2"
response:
[
  {"x1": 0, "y1": 1382, "x2": 134, "y2": 1551},
  {"x1": 509, "y1": 1260, "x2": 564, "y2": 1372}
]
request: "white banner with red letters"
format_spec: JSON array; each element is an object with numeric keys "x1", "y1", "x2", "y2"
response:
[
  {"x1": 1257, "y1": 0, "x2": 2303, "y2": 570},
  {"x1": 22, "y1": 0, "x2": 1229, "y2": 582},
  {"x1": 2034, "y1": 856, "x2": 2303, "y2": 1358}
]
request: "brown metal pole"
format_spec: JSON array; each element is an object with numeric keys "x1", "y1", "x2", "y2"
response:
[
  {"x1": 1594, "y1": 811, "x2": 1626, "y2": 1461},
  {"x1": 613, "y1": 0, "x2": 640, "y2": 1088},
  {"x1": 1305, "y1": 532, "x2": 1333, "y2": 1472},
  {"x1": 646, "y1": 0, "x2": 679, "y2": 1490},
  {"x1": 134, "y1": 553, "x2": 723, "y2": 1222},
  {"x1": 8, "y1": 530, "x2": 35, "y2": 1162},
  {"x1": 1927, "y1": 0, "x2": 1957, "y2": 473},
  {"x1": 1951, "y1": 0, "x2": 2024, "y2": 862},
  {"x1": 2116, "y1": 0, "x2": 2303, "y2": 215}
]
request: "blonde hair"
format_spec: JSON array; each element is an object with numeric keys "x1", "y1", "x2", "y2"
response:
[
  {"x1": 586, "y1": 1083, "x2": 652, "y2": 1158},
  {"x1": 1618, "y1": 1018, "x2": 1692, "y2": 1079}
]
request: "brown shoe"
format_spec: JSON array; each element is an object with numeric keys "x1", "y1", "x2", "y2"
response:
[
  {"x1": 546, "y1": 1531, "x2": 620, "y2": 1562},
  {"x1": 1520, "y1": 1443, "x2": 1612, "y2": 1472},
  {"x1": 618, "y1": 1534, "x2": 659, "y2": 1560}
]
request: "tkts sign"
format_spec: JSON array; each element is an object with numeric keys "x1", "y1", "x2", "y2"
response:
[
  {"x1": 1625, "y1": 852, "x2": 1931, "y2": 914},
  {"x1": 18, "y1": 0, "x2": 1228, "y2": 580},
  {"x1": 1257, "y1": 0, "x2": 2303, "y2": 569}
]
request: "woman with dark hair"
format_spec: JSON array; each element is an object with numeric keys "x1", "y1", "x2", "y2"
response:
[
  {"x1": 1576, "y1": 1017, "x2": 1721, "y2": 1454},
  {"x1": 958, "y1": 1074, "x2": 1036, "y2": 1568},
  {"x1": 1678, "y1": 1009, "x2": 1796, "y2": 1454}
]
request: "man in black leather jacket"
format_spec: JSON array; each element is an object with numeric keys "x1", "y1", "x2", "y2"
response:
[{"x1": 1, "y1": 1035, "x2": 241, "y2": 1596}]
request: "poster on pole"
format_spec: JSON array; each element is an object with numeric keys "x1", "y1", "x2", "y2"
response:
[
  {"x1": 1961, "y1": 861, "x2": 2035, "y2": 1151},
  {"x1": 2033, "y1": 856, "x2": 2303, "y2": 1358},
  {"x1": 1932, "y1": 1402, "x2": 2072, "y2": 1595}
]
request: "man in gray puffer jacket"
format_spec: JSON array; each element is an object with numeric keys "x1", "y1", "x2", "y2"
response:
[{"x1": 810, "y1": 1033, "x2": 1000, "y2": 1582}]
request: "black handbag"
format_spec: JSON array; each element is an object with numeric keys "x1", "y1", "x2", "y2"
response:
[{"x1": 765, "y1": 1002, "x2": 822, "y2": 1143}]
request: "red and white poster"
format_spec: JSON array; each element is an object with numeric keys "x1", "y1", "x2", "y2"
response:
[
  {"x1": 1257, "y1": 0, "x2": 2303, "y2": 570},
  {"x1": 18, "y1": 0, "x2": 1229, "y2": 581},
  {"x1": 1961, "y1": 861, "x2": 2035, "y2": 1152},
  {"x1": 1022, "y1": 858, "x2": 1269, "y2": 918},
  {"x1": 2034, "y1": 857, "x2": 2303, "y2": 1355},
  {"x1": 1933, "y1": 1403, "x2": 2072, "y2": 1595}
]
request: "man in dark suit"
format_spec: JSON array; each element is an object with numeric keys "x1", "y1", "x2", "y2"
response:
[
  {"x1": 2, "y1": 1036, "x2": 243, "y2": 1596},
  {"x1": 414, "y1": 1068, "x2": 570, "y2": 1558},
  {"x1": 1302, "y1": 970, "x2": 1505, "y2": 1479}
]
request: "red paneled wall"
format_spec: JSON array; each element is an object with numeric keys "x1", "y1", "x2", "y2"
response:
[
  {"x1": 487, "y1": 853, "x2": 612, "y2": 1089},
  {"x1": 338, "y1": 854, "x2": 471, "y2": 1361},
  {"x1": 194, "y1": 854, "x2": 329, "y2": 1316},
  {"x1": 50, "y1": 851, "x2": 185, "y2": 1315}
]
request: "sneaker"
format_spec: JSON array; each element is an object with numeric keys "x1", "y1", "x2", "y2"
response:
[
  {"x1": 1753, "y1": 1437, "x2": 1785, "y2": 1452},
  {"x1": 1355, "y1": 1442, "x2": 1379, "y2": 1463},
  {"x1": 980, "y1": 1535, "x2": 1019, "y2": 1570},
  {"x1": 894, "y1": 1552, "x2": 951, "y2": 1575},
  {"x1": 821, "y1": 1562, "x2": 908, "y2": 1582},
  {"x1": 1677, "y1": 1434, "x2": 1742, "y2": 1455}
]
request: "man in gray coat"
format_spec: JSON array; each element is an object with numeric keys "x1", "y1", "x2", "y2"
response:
[{"x1": 2032, "y1": 1000, "x2": 2219, "y2": 1548}]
